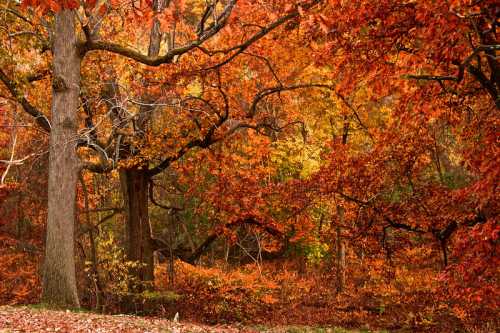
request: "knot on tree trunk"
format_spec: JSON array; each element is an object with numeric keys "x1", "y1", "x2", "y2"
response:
[{"x1": 52, "y1": 75, "x2": 68, "y2": 92}]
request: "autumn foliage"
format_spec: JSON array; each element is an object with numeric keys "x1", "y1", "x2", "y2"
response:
[{"x1": 0, "y1": 0, "x2": 498, "y2": 331}]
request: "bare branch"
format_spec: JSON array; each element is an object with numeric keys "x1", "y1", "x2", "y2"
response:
[{"x1": 249, "y1": 83, "x2": 332, "y2": 117}]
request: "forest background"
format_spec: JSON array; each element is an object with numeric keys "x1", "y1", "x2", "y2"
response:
[{"x1": 0, "y1": 0, "x2": 498, "y2": 332}]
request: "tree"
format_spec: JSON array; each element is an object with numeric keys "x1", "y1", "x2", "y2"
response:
[
  {"x1": 2, "y1": 0, "x2": 495, "y2": 319},
  {"x1": 305, "y1": 0, "x2": 499, "y2": 314},
  {"x1": 42, "y1": 8, "x2": 81, "y2": 307},
  {"x1": 1, "y1": 0, "x2": 326, "y2": 303}
]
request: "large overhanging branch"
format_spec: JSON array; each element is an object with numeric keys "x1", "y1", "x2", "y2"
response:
[
  {"x1": 81, "y1": 0, "x2": 237, "y2": 66},
  {"x1": 148, "y1": 117, "x2": 305, "y2": 178},
  {"x1": 407, "y1": 45, "x2": 499, "y2": 82},
  {"x1": 0, "y1": 7, "x2": 35, "y2": 26},
  {"x1": 82, "y1": 0, "x2": 323, "y2": 69},
  {"x1": 184, "y1": 217, "x2": 283, "y2": 264}
]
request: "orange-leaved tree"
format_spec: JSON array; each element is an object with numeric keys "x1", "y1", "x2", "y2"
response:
[
  {"x1": 0, "y1": 0, "x2": 327, "y2": 306},
  {"x1": 304, "y1": 0, "x2": 498, "y2": 322}
]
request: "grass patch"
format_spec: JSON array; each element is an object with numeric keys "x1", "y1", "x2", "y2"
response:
[{"x1": 23, "y1": 303, "x2": 91, "y2": 313}]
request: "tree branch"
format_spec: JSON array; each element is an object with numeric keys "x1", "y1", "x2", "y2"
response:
[
  {"x1": 0, "y1": 69, "x2": 51, "y2": 132},
  {"x1": 249, "y1": 83, "x2": 332, "y2": 117},
  {"x1": 152, "y1": 216, "x2": 283, "y2": 264},
  {"x1": 148, "y1": 180, "x2": 183, "y2": 211},
  {"x1": 82, "y1": 0, "x2": 237, "y2": 66},
  {"x1": 407, "y1": 44, "x2": 500, "y2": 107},
  {"x1": 407, "y1": 45, "x2": 500, "y2": 83},
  {"x1": 201, "y1": 0, "x2": 322, "y2": 71}
]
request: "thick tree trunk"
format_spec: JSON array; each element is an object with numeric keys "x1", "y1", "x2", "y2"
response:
[
  {"x1": 42, "y1": 9, "x2": 80, "y2": 307},
  {"x1": 119, "y1": 0, "x2": 167, "y2": 287},
  {"x1": 120, "y1": 169, "x2": 154, "y2": 285}
]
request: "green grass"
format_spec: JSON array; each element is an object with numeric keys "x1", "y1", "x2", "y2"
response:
[{"x1": 22, "y1": 303, "x2": 91, "y2": 313}]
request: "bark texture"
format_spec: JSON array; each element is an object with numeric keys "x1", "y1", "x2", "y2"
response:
[
  {"x1": 42, "y1": 9, "x2": 80, "y2": 307},
  {"x1": 121, "y1": 0, "x2": 166, "y2": 285},
  {"x1": 120, "y1": 169, "x2": 154, "y2": 284}
]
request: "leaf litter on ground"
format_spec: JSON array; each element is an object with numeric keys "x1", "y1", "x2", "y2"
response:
[
  {"x1": 0, "y1": 306, "x2": 247, "y2": 332},
  {"x1": 0, "y1": 306, "x2": 383, "y2": 332}
]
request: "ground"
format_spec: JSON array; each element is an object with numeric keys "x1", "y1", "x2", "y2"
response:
[{"x1": 0, "y1": 306, "x2": 383, "y2": 333}]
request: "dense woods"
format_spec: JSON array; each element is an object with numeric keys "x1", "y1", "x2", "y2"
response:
[{"x1": 0, "y1": 0, "x2": 498, "y2": 331}]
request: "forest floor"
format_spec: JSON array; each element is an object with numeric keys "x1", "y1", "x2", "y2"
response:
[{"x1": 0, "y1": 306, "x2": 382, "y2": 333}]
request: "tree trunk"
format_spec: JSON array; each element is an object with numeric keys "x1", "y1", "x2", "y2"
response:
[
  {"x1": 335, "y1": 207, "x2": 346, "y2": 294},
  {"x1": 335, "y1": 118, "x2": 349, "y2": 294},
  {"x1": 79, "y1": 174, "x2": 103, "y2": 311},
  {"x1": 120, "y1": 169, "x2": 154, "y2": 286},
  {"x1": 119, "y1": 0, "x2": 167, "y2": 287},
  {"x1": 42, "y1": 9, "x2": 80, "y2": 307},
  {"x1": 440, "y1": 238, "x2": 448, "y2": 268},
  {"x1": 166, "y1": 213, "x2": 176, "y2": 287}
]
